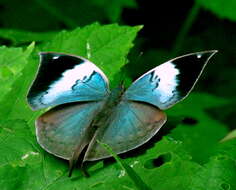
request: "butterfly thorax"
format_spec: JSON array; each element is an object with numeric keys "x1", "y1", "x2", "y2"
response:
[
  {"x1": 106, "y1": 85, "x2": 125, "y2": 107},
  {"x1": 92, "y1": 85, "x2": 125, "y2": 127}
]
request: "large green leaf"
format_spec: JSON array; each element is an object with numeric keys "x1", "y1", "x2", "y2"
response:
[
  {"x1": 166, "y1": 93, "x2": 229, "y2": 164},
  {"x1": 0, "y1": 29, "x2": 56, "y2": 46},
  {"x1": 0, "y1": 43, "x2": 34, "y2": 101},
  {"x1": 42, "y1": 23, "x2": 142, "y2": 87}
]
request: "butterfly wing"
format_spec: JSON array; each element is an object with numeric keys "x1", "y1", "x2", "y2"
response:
[
  {"x1": 36, "y1": 101, "x2": 105, "y2": 160},
  {"x1": 27, "y1": 52, "x2": 109, "y2": 110},
  {"x1": 84, "y1": 101, "x2": 166, "y2": 161},
  {"x1": 124, "y1": 50, "x2": 217, "y2": 110}
]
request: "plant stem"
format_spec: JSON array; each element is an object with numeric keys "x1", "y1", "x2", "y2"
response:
[{"x1": 171, "y1": 2, "x2": 201, "y2": 56}]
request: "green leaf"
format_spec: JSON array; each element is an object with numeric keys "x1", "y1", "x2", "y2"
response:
[
  {"x1": 166, "y1": 93, "x2": 229, "y2": 164},
  {"x1": 191, "y1": 155, "x2": 236, "y2": 190},
  {"x1": 93, "y1": 0, "x2": 137, "y2": 22},
  {"x1": 35, "y1": 0, "x2": 137, "y2": 26},
  {"x1": 191, "y1": 138, "x2": 236, "y2": 190},
  {"x1": 0, "y1": 164, "x2": 27, "y2": 190},
  {"x1": 42, "y1": 23, "x2": 142, "y2": 87},
  {"x1": 120, "y1": 137, "x2": 203, "y2": 190},
  {"x1": 0, "y1": 43, "x2": 34, "y2": 101},
  {"x1": 0, "y1": 0, "x2": 62, "y2": 31},
  {"x1": 0, "y1": 120, "x2": 39, "y2": 167},
  {"x1": 0, "y1": 52, "x2": 40, "y2": 126},
  {"x1": 0, "y1": 29, "x2": 56, "y2": 46},
  {"x1": 97, "y1": 141, "x2": 151, "y2": 190},
  {"x1": 196, "y1": 0, "x2": 236, "y2": 22},
  {"x1": 215, "y1": 138, "x2": 236, "y2": 162}
]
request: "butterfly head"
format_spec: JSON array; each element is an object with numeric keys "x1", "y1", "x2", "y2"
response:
[{"x1": 107, "y1": 84, "x2": 125, "y2": 105}]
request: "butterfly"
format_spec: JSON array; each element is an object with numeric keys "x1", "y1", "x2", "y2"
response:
[{"x1": 27, "y1": 50, "x2": 217, "y2": 175}]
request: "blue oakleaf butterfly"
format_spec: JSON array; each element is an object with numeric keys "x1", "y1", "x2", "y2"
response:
[{"x1": 27, "y1": 50, "x2": 217, "y2": 175}]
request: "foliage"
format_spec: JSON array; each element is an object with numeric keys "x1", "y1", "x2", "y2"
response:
[
  {"x1": 0, "y1": 23, "x2": 235, "y2": 190},
  {"x1": 0, "y1": 0, "x2": 136, "y2": 30},
  {"x1": 0, "y1": 0, "x2": 235, "y2": 190},
  {"x1": 0, "y1": 43, "x2": 34, "y2": 100},
  {"x1": 196, "y1": 0, "x2": 236, "y2": 22},
  {"x1": 0, "y1": 29, "x2": 57, "y2": 46}
]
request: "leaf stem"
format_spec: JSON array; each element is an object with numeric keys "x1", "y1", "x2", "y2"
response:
[
  {"x1": 97, "y1": 141, "x2": 151, "y2": 190},
  {"x1": 171, "y1": 2, "x2": 201, "y2": 56}
]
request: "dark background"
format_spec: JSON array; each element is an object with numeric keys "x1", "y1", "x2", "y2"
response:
[{"x1": 0, "y1": 0, "x2": 235, "y2": 128}]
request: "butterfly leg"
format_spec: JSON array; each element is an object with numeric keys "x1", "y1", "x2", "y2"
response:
[{"x1": 68, "y1": 143, "x2": 88, "y2": 177}]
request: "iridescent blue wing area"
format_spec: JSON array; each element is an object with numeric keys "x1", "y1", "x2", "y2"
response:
[
  {"x1": 36, "y1": 101, "x2": 105, "y2": 160},
  {"x1": 27, "y1": 52, "x2": 109, "y2": 110},
  {"x1": 124, "y1": 50, "x2": 217, "y2": 110},
  {"x1": 84, "y1": 101, "x2": 166, "y2": 161}
]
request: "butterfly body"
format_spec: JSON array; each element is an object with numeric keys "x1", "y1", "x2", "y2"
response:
[
  {"x1": 27, "y1": 50, "x2": 217, "y2": 172},
  {"x1": 98, "y1": 85, "x2": 125, "y2": 115},
  {"x1": 79, "y1": 86, "x2": 125, "y2": 144}
]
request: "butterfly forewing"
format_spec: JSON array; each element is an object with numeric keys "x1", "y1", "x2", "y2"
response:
[
  {"x1": 124, "y1": 50, "x2": 217, "y2": 110},
  {"x1": 84, "y1": 101, "x2": 166, "y2": 161},
  {"x1": 27, "y1": 52, "x2": 109, "y2": 110}
]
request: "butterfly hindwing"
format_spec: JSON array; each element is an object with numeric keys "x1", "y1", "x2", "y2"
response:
[
  {"x1": 124, "y1": 51, "x2": 217, "y2": 110},
  {"x1": 36, "y1": 101, "x2": 105, "y2": 160},
  {"x1": 27, "y1": 52, "x2": 109, "y2": 110},
  {"x1": 84, "y1": 101, "x2": 166, "y2": 161}
]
